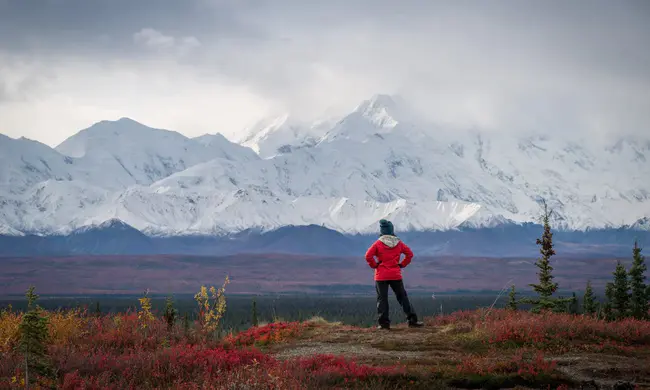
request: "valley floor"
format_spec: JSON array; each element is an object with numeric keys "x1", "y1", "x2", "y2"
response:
[{"x1": 0, "y1": 254, "x2": 629, "y2": 295}]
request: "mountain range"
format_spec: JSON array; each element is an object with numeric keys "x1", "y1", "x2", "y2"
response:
[{"x1": 1, "y1": 94, "x2": 648, "y2": 257}]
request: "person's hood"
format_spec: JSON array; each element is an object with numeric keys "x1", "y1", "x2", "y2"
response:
[{"x1": 378, "y1": 235, "x2": 400, "y2": 248}]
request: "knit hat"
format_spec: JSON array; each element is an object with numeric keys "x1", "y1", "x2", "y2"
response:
[{"x1": 379, "y1": 219, "x2": 394, "y2": 236}]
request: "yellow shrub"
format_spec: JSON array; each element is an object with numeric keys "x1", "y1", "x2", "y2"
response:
[
  {"x1": 0, "y1": 309, "x2": 22, "y2": 353},
  {"x1": 0, "y1": 310, "x2": 23, "y2": 352},
  {"x1": 194, "y1": 276, "x2": 230, "y2": 334},
  {"x1": 138, "y1": 290, "x2": 154, "y2": 329},
  {"x1": 113, "y1": 315, "x2": 123, "y2": 328},
  {"x1": 48, "y1": 308, "x2": 88, "y2": 345}
]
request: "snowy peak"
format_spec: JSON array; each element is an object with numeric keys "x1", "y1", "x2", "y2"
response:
[
  {"x1": 240, "y1": 114, "x2": 291, "y2": 142},
  {"x1": 193, "y1": 133, "x2": 229, "y2": 147},
  {"x1": 239, "y1": 114, "x2": 292, "y2": 154},
  {"x1": 192, "y1": 133, "x2": 259, "y2": 162},
  {"x1": 50, "y1": 118, "x2": 258, "y2": 189},
  {"x1": 321, "y1": 94, "x2": 415, "y2": 143},
  {"x1": 236, "y1": 94, "x2": 413, "y2": 156},
  {"x1": 239, "y1": 114, "x2": 327, "y2": 158},
  {"x1": 1, "y1": 132, "x2": 66, "y2": 158},
  {"x1": 606, "y1": 136, "x2": 650, "y2": 163},
  {"x1": 354, "y1": 94, "x2": 404, "y2": 129},
  {"x1": 1, "y1": 99, "x2": 649, "y2": 238},
  {"x1": 55, "y1": 117, "x2": 188, "y2": 158},
  {"x1": 0, "y1": 133, "x2": 77, "y2": 194}
]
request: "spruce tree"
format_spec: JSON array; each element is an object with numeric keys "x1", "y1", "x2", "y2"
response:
[
  {"x1": 251, "y1": 298, "x2": 259, "y2": 327},
  {"x1": 521, "y1": 202, "x2": 571, "y2": 312},
  {"x1": 629, "y1": 241, "x2": 649, "y2": 320},
  {"x1": 163, "y1": 296, "x2": 178, "y2": 329},
  {"x1": 18, "y1": 286, "x2": 54, "y2": 387},
  {"x1": 607, "y1": 261, "x2": 631, "y2": 320},
  {"x1": 568, "y1": 292, "x2": 579, "y2": 314},
  {"x1": 507, "y1": 284, "x2": 518, "y2": 311},
  {"x1": 603, "y1": 282, "x2": 614, "y2": 320},
  {"x1": 582, "y1": 280, "x2": 597, "y2": 315}
]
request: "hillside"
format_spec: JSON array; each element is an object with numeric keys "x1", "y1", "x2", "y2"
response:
[
  {"x1": 1, "y1": 221, "x2": 648, "y2": 257},
  {"x1": 268, "y1": 313, "x2": 650, "y2": 389},
  {"x1": 1, "y1": 303, "x2": 648, "y2": 389}
]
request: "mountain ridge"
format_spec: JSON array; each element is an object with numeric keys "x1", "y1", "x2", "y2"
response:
[
  {"x1": 1, "y1": 219, "x2": 647, "y2": 257},
  {"x1": 1, "y1": 94, "x2": 648, "y2": 238}
]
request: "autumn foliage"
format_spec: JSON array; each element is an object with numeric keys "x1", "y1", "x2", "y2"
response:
[
  {"x1": 456, "y1": 349, "x2": 557, "y2": 378},
  {"x1": 429, "y1": 308, "x2": 650, "y2": 353},
  {"x1": 0, "y1": 305, "x2": 405, "y2": 389},
  {"x1": 2, "y1": 274, "x2": 649, "y2": 390},
  {"x1": 224, "y1": 321, "x2": 313, "y2": 347}
]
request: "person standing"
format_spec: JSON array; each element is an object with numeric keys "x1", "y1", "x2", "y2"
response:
[{"x1": 365, "y1": 219, "x2": 424, "y2": 329}]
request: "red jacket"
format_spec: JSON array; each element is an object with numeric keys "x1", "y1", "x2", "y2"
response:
[{"x1": 365, "y1": 236, "x2": 414, "y2": 281}]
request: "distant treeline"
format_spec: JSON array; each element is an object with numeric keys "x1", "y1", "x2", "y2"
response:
[{"x1": 1, "y1": 294, "x2": 517, "y2": 332}]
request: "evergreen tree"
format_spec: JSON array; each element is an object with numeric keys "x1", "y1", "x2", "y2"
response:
[
  {"x1": 582, "y1": 280, "x2": 597, "y2": 315},
  {"x1": 507, "y1": 284, "x2": 518, "y2": 311},
  {"x1": 567, "y1": 292, "x2": 579, "y2": 314},
  {"x1": 163, "y1": 296, "x2": 178, "y2": 329},
  {"x1": 95, "y1": 301, "x2": 101, "y2": 316},
  {"x1": 603, "y1": 282, "x2": 614, "y2": 320},
  {"x1": 17, "y1": 286, "x2": 54, "y2": 387},
  {"x1": 521, "y1": 202, "x2": 571, "y2": 312},
  {"x1": 629, "y1": 241, "x2": 649, "y2": 320},
  {"x1": 606, "y1": 261, "x2": 630, "y2": 320},
  {"x1": 251, "y1": 298, "x2": 259, "y2": 327}
]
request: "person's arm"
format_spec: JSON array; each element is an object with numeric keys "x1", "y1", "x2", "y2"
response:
[
  {"x1": 365, "y1": 242, "x2": 380, "y2": 268},
  {"x1": 399, "y1": 242, "x2": 414, "y2": 268}
]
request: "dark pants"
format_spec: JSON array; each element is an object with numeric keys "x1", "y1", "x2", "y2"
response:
[{"x1": 376, "y1": 279, "x2": 418, "y2": 327}]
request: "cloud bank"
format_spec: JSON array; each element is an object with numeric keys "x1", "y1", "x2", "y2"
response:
[{"x1": 0, "y1": 0, "x2": 648, "y2": 146}]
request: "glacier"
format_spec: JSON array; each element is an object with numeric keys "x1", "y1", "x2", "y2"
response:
[{"x1": 0, "y1": 95, "x2": 649, "y2": 238}]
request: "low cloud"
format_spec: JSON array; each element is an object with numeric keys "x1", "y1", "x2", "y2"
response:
[
  {"x1": 0, "y1": 0, "x2": 648, "y2": 146},
  {"x1": 0, "y1": 57, "x2": 272, "y2": 146}
]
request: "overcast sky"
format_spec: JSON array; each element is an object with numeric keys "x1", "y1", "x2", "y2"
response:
[{"x1": 0, "y1": 0, "x2": 649, "y2": 146}]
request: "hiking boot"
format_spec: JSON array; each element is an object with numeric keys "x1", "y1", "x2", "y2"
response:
[
  {"x1": 408, "y1": 321, "x2": 424, "y2": 328},
  {"x1": 377, "y1": 325, "x2": 390, "y2": 330}
]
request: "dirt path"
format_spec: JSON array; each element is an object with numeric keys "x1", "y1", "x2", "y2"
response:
[{"x1": 272, "y1": 324, "x2": 458, "y2": 365}]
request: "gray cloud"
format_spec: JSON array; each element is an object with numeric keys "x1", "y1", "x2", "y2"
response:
[
  {"x1": 133, "y1": 28, "x2": 202, "y2": 57},
  {"x1": 0, "y1": 0, "x2": 649, "y2": 145}
]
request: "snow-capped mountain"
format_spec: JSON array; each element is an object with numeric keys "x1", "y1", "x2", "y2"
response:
[
  {"x1": 0, "y1": 96, "x2": 648, "y2": 238},
  {"x1": 320, "y1": 94, "x2": 418, "y2": 143},
  {"x1": 54, "y1": 117, "x2": 258, "y2": 188},
  {"x1": 237, "y1": 114, "x2": 331, "y2": 158},
  {"x1": 0, "y1": 133, "x2": 78, "y2": 195}
]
